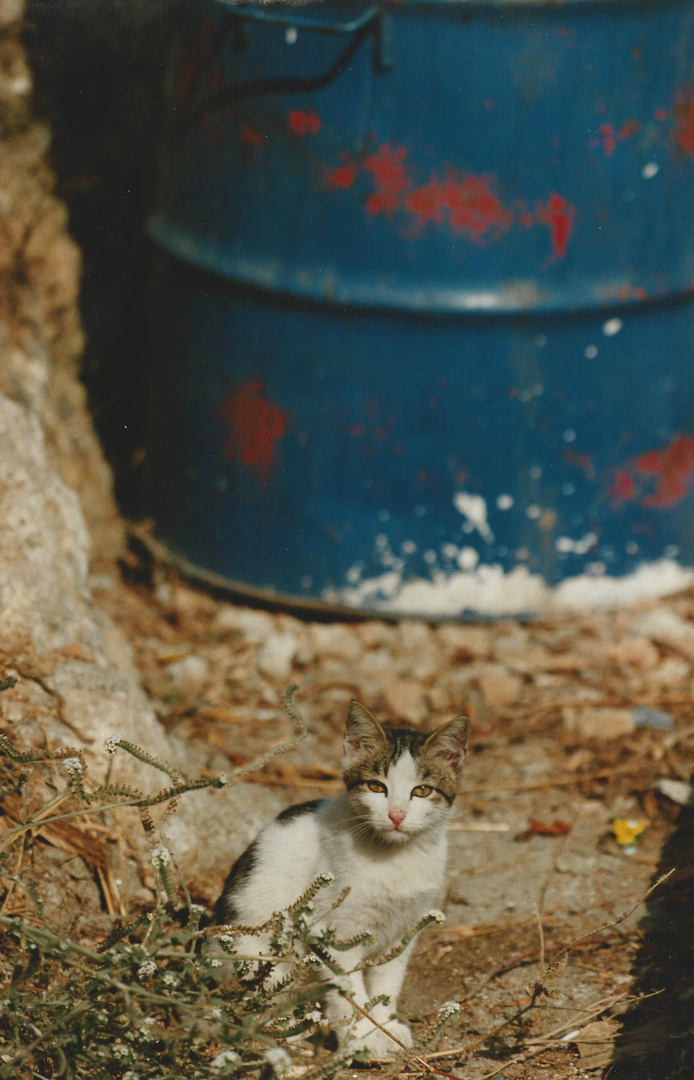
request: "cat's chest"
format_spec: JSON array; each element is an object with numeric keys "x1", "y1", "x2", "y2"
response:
[{"x1": 325, "y1": 841, "x2": 445, "y2": 939}]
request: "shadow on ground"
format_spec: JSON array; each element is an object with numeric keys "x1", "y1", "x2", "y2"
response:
[{"x1": 609, "y1": 785, "x2": 694, "y2": 1079}]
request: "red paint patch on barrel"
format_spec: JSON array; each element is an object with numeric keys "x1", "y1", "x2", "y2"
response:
[
  {"x1": 609, "y1": 469, "x2": 637, "y2": 503},
  {"x1": 218, "y1": 381, "x2": 287, "y2": 481},
  {"x1": 635, "y1": 435, "x2": 694, "y2": 508},
  {"x1": 326, "y1": 163, "x2": 357, "y2": 189},
  {"x1": 537, "y1": 193, "x2": 575, "y2": 258},
  {"x1": 364, "y1": 145, "x2": 410, "y2": 216},
  {"x1": 443, "y1": 174, "x2": 512, "y2": 238},
  {"x1": 600, "y1": 124, "x2": 616, "y2": 157},
  {"x1": 405, "y1": 177, "x2": 447, "y2": 225},
  {"x1": 397, "y1": 168, "x2": 512, "y2": 239},
  {"x1": 288, "y1": 110, "x2": 321, "y2": 136},
  {"x1": 673, "y1": 90, "x2": 694, "y2": 155}
]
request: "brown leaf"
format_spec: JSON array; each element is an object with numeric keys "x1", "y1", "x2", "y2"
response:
[
  {"x1": 528, "y1": 819, "x2": 572, "y2": 836},
  {"x1": 574, "y1": 1017, "x2": 621, "y2": 1069}
]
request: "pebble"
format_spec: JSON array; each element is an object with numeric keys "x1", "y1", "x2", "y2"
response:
[
  {"x1": 435, "y1": 624, "x2": 491, "y2": 659},
  {"x1": 492, "y1": 626, "x2": 531, "y2": 659},
  {"x1": 356, "y1": 620, "x2": 395, "y2": 649},
  {"x1": 166, "y1": 653, "x2": 209, "y2": 693},
  {"x1": 476, "y1": 664, "x2": 524, "y2": 709},
  {"x1": 647, "y1": 656, "x2": 690, "y2": 689},
  {"x1": 634, "y1": 608, "x2": 694, "y2": 663},
  {"x1": 308, "y1": 623, "x2": 363, "y2": 663},
  {"x1": 653, "y1": 778, "x2": 693, "y2": 805},
  {"x1": 607, "y1": 637, "x2": 661, "y2": 670},
  {"x1": 214, "y1": 605, "x2": 276, "y2": 642},
  {"x1": 563, "y1": 706, "x2": 634, "y2": 740},
  {"x1": 256, "y1": 631, "x2": 299, "y2": 680},
  {"x1": 384, "y1": 679, "x2": 428, "y2": 725},
  {"x1": 632, "y1": 705, "x2": 674, "y2": 730},
  {"x1": 397, "y1": 619, "x2": 437, "y2": 652}
]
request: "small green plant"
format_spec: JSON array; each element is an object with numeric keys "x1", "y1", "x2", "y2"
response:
[{"x1": 0, "y1": 680, "x2": 459, "y2": 1080}]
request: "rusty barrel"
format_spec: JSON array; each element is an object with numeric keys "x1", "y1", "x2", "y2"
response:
[{"x1": 147, "y1": 0, "x2": 694, "y2": 618}]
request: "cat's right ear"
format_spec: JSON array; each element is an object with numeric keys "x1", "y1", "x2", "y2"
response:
[{"x1": 344, "y1": 701, "x2": 386, "y2": 763}]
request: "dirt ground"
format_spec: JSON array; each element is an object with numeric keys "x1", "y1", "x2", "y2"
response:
[{"x1": 88, "y1": 541, "x2": 694, "y2": 1080}]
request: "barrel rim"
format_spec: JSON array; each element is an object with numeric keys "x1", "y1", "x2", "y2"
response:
[
  {"x1": 148, "y1": 215, "x2": 692, "y2": 318},
  {"x1": 218, "y1": 0, "x2": 676, "y2": 11}
]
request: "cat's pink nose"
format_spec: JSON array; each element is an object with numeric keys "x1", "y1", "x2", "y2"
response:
[{"x1": 389, "y1": 810, "x2": 406, "y2": 829}]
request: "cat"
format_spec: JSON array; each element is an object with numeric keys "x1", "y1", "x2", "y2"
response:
[{"x1": 212, "y1": 700, "x2": 469, "y2": 1058}]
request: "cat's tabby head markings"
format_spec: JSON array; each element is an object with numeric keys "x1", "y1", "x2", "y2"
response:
[{"x1": 342, "y1": 701, "x2": 469, "y2": 843}]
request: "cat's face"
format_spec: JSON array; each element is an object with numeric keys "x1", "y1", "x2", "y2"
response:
[{"x1": 342, "y1": 701, "x2": 469, "y2": 844}]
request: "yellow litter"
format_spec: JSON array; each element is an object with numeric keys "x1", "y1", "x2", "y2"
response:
[{"x1": 612, "y1": 818, "x2": 648, "y2": 852}]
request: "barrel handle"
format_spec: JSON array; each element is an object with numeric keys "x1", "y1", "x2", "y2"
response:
[
  {"x1": 220, "y1": 3, "x2": 387, "y2": 46},
  {"x1": 174, "y1": 3, "x2": 393, "y2": 135}
]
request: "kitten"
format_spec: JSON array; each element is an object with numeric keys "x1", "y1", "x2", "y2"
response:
[{"x1": 213, "y1": 700, "x2": 469, "y2": 1058}]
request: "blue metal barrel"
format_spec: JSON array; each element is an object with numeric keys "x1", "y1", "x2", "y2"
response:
[{"x1": 148, "y1": 0, "x2": 694, "y2": 618}]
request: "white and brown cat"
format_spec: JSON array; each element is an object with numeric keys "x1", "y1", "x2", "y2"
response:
[{"x1": 213, "y1": 701, "x2": 469, "y2": 1058}]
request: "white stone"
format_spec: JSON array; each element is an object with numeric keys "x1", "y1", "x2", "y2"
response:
[
  {"x1": 256, "y1": 630, "x2": 299, "y2": 680},
  {"x1": 632, "y1": 608, "x2": 694, "y2": 663},
  {"x1": 214, "y1": 604, "x2": 275, "y2": 642},
  {"x1": 167, "y1": 653, "x2": 209, "y2": 692},
  {"x1": 563, "y1": 706, "x2": 634, "y2": 741},
  {"x1": 308, "y1": 623, "x2": 363, "y2": 663}
]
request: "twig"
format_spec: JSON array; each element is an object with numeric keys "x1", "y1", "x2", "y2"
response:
[
  {"x1": 346, "y1": 997, "x2": 459, "y2": 1080},
  {"x1": 242, "y1": 774, "x2": 342, "y2": 791},
  {"x1": 547, "y1": 866, "x2": 675, "y2": 962},
  {"x1": 226, "y1": 684, "x2": 308, "y2": 781},
  {"x1": 424, "y1": 871, "x2": 675, "y2": 1071}
]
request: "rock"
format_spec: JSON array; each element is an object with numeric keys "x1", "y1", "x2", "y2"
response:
[
  {"x1": 395, "y1": 620, "x2": 441, "y2": 680},
  {"x1": 491, "y1": 626, "x2": 531, "y2": 659},
  {"x1": 384, "y1": 679, "x2": 428, "y2": 725},
  {"x1": 308, "y1": 623, "x2": 363, "y2": 663},
  {"x1": 633, "y1": 608, "x2": 694, "y2": 663},
  {"x1": 356, "y1": 620, "x2": 396, "y2": 649},
  {"x1": 214, "y1": 604, "x2": 275, "y2": 642},
  {"x1": 361, "y1": 648, "x2": 395, "y2": 675},
  {"x1": 0, "y1": 395, "x2": 95, "y2": 653},
  {"x1": 476, "y1": 664, "x2": 524, "y2": 709},
  {"x1": 397, "y1": 619, "x2": 436, "y2": 651},
  {"x1": 0, "y1": 394, "x2": 168, "y2": 785},
  {"x1": 607, "y1": 637, "x2": 661, "y2": 670},
  {"x1": 256, "y1": 630, "x2": 299, "y2": 680},
  {"x1": 435, "y1": 624, "x2": 491, "y2": 659},
  {"x1": 0, "y1": 393, "x2": 283, "y2": 883},
  {"x1": 632, "y1": 705, "x2": 673, "y2": 731},
  {"x1": 653, "y1": 778, "x2": 694, "y2": 806},
  {"x1": 0, "y1": 117, "x2": 122, "y2": 559},
  {"x1": 645, "y1": 655, "x2": 691, "y2": 690},
  {"x1": 563, "y1": 706, "x2": 634, "y2": 740},
  {"x1": 166, "y1": 653, "x2": 209, "y2": 694},
  {"x1": 164, "y1": 782, "x2": 288, "y2": 896}
]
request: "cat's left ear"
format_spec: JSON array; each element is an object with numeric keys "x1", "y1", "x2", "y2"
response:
[
  {"x1": 344, "y1": 700, "x2": 386, "y2": 763},
  {"x1": 424, "y1": 715, "x2": 469, "y2": 771}
]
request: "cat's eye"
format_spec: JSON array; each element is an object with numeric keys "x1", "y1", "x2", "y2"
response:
[
  {"x1": 365, "y1": 780, "x2": 387, "y2": 794},
  {"x1": 411, "y1": 785, "x2": 433, "y2": 798}
]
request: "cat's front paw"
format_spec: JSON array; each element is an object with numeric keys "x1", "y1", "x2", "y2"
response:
[
  {"x1": 383, "y1": 1019, "x2": 413, "y2": 1049},
  {"x1": 351, "y1": 1018, "x2": 413, "y2": 1059}
]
